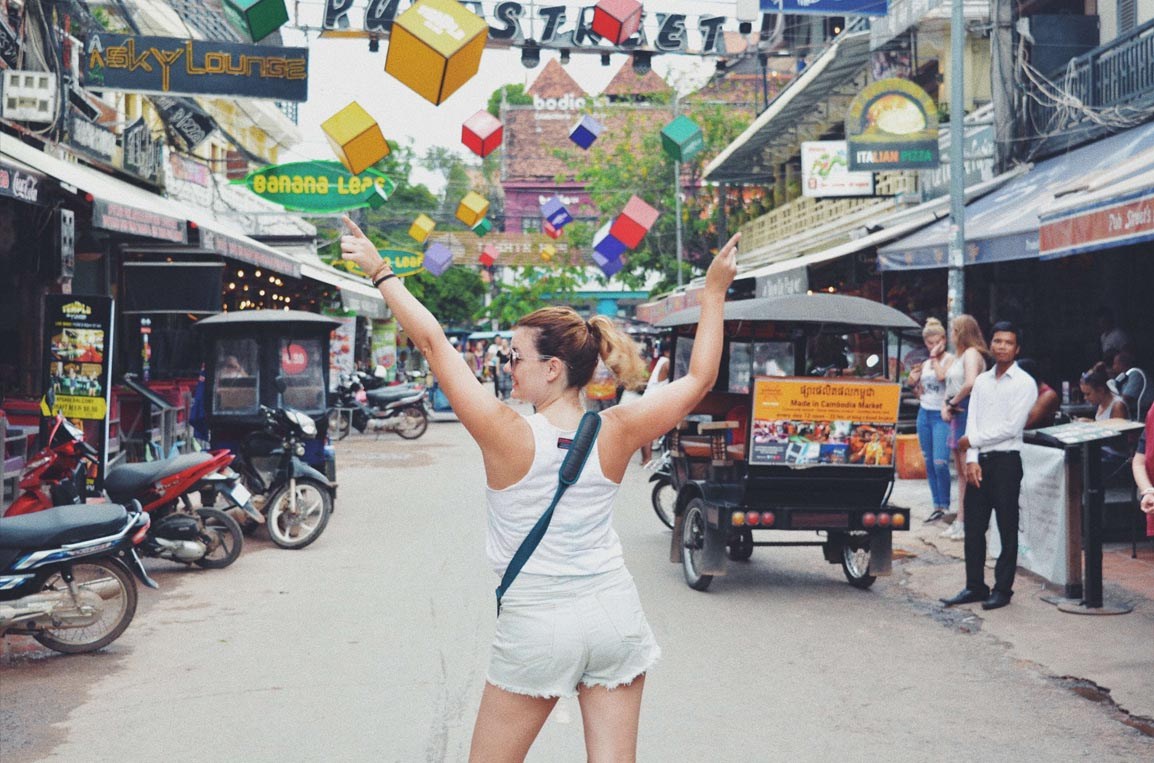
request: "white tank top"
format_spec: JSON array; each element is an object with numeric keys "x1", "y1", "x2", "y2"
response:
[
  {"x1": 919, "y1": 358, "x2": 947, "y2": 410},
  {"x1": 485, "y1": 413, "x2": 624, "y2": 577}
]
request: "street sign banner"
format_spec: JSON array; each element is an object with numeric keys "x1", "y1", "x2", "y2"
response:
[{"x1": 238, "y1": 161, "x2": 396, "y2": 213}]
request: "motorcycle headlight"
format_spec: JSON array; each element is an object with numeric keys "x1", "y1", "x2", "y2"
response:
[
  {"x1": 287, "y1": 410, "x2": 317, "y2": 437},
  {"x1": 294, "y1": 443, "x2": 306, "y2": 457}
]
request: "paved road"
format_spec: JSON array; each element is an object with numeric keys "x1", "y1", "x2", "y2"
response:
[{"x1": 2, "y1": 419, "x2": 1151, "y2": 761}]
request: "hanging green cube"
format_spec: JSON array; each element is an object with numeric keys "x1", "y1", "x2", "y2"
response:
[
  {"x1": 471, "y1": 217, "x2": 493, "y2": 237},
  {"x1": 660, "y1": 115, "x2": 705, "y2": 162},
  {"x1": 224, "y1": 0, "x2": 290, "y2": 43}
]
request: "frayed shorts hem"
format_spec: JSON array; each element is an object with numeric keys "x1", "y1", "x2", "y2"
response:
[{"x1": 485, "y1": 647, "x2": 661, "y2": 700}]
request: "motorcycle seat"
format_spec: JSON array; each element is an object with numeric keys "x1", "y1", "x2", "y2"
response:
[
  {"x1": 367, "y1": 386, "x2": 420, "y2": 404},
  {"x1": 104, "y1": 452, "x2": 215, "y2": 503},
  {"x1": 0, "y1": 504, "x2": 129, "y2": 550}
]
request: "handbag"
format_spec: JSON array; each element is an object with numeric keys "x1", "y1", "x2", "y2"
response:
[{"x1": 495, "y1": 411, "x2": 602, "y2": 616}]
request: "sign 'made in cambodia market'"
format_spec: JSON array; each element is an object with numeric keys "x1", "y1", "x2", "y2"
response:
[
  {"x1": 239, "y1": 161, "x2": 396, "y2": 213},
  {"x1": 845, "y1": 78, "x2": 939, "y2": 171},
  {"x1": 81, "y1": 34, "x2": 309, "y2": 101}
]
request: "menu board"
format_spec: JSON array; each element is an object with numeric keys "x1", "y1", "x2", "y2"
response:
[{"x1": 749, "y1": 377, "x2": 901, "y2": 467}]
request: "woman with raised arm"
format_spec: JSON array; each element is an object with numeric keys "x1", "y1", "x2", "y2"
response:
[{"x1": 341, "y1": 216, "x2": 739, "y2": 763}]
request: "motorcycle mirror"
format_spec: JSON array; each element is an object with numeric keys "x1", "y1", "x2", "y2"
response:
[{"x1": 274, "y1": 375, "x2": 287, "y2": 393}]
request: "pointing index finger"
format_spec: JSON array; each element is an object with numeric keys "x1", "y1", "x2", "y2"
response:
[{"x1": 342, "y1": 215, "x2": 367, "y2": 239}]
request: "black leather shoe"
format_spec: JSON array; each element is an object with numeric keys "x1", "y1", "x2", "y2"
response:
[
  {"x1": 941, "y1": 588, "x2": 990, "y2": 607},
  {"x1": 981, "y1": 591, "x2": 1012, "y2": 610}
]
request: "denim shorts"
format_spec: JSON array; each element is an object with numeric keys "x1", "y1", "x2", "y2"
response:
[{"x1": 487, "y1": 566, "x2": 661, "y2": 699}]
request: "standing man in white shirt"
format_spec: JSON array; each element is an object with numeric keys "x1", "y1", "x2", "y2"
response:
[{"x1": 941, "y1": 321, "x2": 1038, "y2": 611}]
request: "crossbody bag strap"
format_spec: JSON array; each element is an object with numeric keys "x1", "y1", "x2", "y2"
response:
[{"x1": 495, "y1": 412, "x2": 602, "y2": 616}]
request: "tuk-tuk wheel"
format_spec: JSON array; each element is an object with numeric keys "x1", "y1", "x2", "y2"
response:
[
  {"x1": 727, "y1": 529, "x2": 754, "y2": 562},
  {"x1": 681, "y1": 499, "x2": 714, "y2": 591},
  {"x1": 841, "y1": 533, "x2": 877, "y2": 589}
]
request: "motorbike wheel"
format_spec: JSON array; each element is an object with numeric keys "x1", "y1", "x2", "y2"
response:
[
  {"x1": 650, "y1": 478, "x2": 675, "y2": 530},
  {"x1": 327, "y1": 408, "x2": 351, "y2": 440},
  {"x1": 194, "y1": 508, "x2": 244, "y2": 569},
  {"x1": 266, "y1": 479, "x2": 333, "y2": 550},
  {"x1": 34, "y1": 559, "x2": 138, "y2": 654},
  {"x1": 841, "y1": 532, "x2": 877, "y2": 590},
  {"x1": 395, "y1": 405, "x2": 429, "y2": 440}
]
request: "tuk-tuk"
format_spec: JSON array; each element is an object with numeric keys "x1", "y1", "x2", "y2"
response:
[
  {"x1": 194, "y1": 310, "x2": 341, "y2": 480},
  {"x1": 656, "y1": 293, "x2": 919, "y2": 591}
]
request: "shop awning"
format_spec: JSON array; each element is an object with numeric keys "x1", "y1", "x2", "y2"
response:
[
  {"x1": 197, "y1": 223, "x2": 301, "y2": 279},
  {"x1": 300, "y1": 262, "x2": 388, "y2": 320},
  {"x1": 704, "y1": 30, "x2": 872, "y2": 184},
  {"x1": 1039, "y1": 160, "x2": 1154, "y2": 258},
  {"x1": 878, "y1": 121, "x2": 1154, "y2": 271},
  {"x1": 1, "y1": 137, "x2": 189, "y2": 243}
]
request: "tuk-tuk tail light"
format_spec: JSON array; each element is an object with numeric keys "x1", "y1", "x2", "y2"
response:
[
  {"x1": 745, "y1": 511, "x2": 760, "y2": 526},
  {"x1": 760, "y1": 512, "x2": 775, "y2": 527},
  {"x1": 891, "y1": 513, "x2": 906, "y2": 529},
  {"x1": 877, "y1": 513, "x2": 892, "y2": 528},
  {"x1": 731, "y1": 512, "x2": 745, "y2": 527},
  {"x1": 862, "y1": 512, "x2": 877, "y2": 528}
]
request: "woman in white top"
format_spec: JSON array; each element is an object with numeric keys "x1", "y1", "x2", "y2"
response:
[
  {"x1": 638, "y1": 339, "x2": 671, "y2": 465},
  {"x1": 342, "y1": 215, "x2": 739, "y2": 762},
  {"x1": 940, "y1": 314, "x2": 988, "y2": 540},
  {"x1": 1080, "y1": 361, "x2": 1130, "y2": 470},
  {"x1": 906, "y1": 318, "x2": 954, "y2": 523}
]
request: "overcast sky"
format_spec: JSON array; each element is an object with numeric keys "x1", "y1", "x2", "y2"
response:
[{"x1": 283, "y1": 1, "x2": 736, "y2": 190}]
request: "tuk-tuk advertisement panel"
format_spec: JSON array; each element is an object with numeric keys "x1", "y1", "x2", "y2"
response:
[{"x1": 749, "y1": 378, "x2": 900, "y2": 467}]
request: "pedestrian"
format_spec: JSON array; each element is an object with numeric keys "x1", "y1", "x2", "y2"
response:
[
  {"x1": 639, "y1": 339, "x2": 671, "y2": 465},
  {"x1": 495, "y1": 337, "x2": 512, "y2": 400},
  {"x1": 1109, "y1": 350, "x2": 1151, "y2": 422},
  {"x1": 905, "y1": 317, "x2": 954, "y2": 524},
  {"x1": 939, "y1": 314, "x2": 989, "y2": 541},
  {"x1": 341, "y1": 215, "x2": 740, "y2": 760},
  {"x1": 942, "y1": 321, "x2": 1037, "y2": 611},
  {"x1": 1130, "y1": 403, "x2": 1154, "y2": 538}
]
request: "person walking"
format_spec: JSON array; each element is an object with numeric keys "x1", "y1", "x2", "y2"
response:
[
  {"x1": 939, "y1": 314, "x2": 989, "y2": 540},
  {"x1": 638, "y1": 339, "x2": 671, "y2": 465},
  {"x1": 341, "y1": 214, "x2": 740, "y2": 761},
  {"x1": 905, "y1": 318, "x2": 954, "y2": 524},
  {"x1": 942, "y1": 321, "x2": 1037, "y2": 611}
]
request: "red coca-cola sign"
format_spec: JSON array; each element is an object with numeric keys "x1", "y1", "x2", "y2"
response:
[{"x1": 281, "y1": 343, "x2": 308, "y2": 375}]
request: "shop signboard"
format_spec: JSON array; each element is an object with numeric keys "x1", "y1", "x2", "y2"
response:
[
  {"x1": 67, "y1": 110, "x2": 118, "y2": 163},
  {"x1": 378, "y1": 248, "x2": 425, "y2": 277},
  {"x1": 238, "y1": 161, "x2": 396, "y2": 213},
  {"x1": 801, "y1": 141, "x2": 874, "y2": 198},
  {"x1": 1040, "y1": 186, "x2": 1154, "y2": 258},
  {"x1": 81, "y1": 34, "x2": 309, "y2": 101},
  {"x1": 123, "y1": 117, "x2": 164, "y2": 185},
  {"x1": 92, "y1": 200, "x2": 188, "y2": 243},
  {"x1": 329, "y1": 316, "x2": 357, "y2": 392},
  {"x1": 748, "y1": 378, "x2": 901, "y2": 467},
  {"x1": 41, "y1": 295, "x2": 115, "y2": 490},
  {"x1": 151, "y1": 95, "x2": 216, "y2": 151},
  {"x1": 845, "y1": 78, "x2": 939, "y2": 171},
  {"x1": 0, "y1": 13, "x2": 19, "y2": 68},
  {"x1": 371, "y1": 318, "x2": 398, "y2": 380},
  {"x1": 0, "y1": 160, "x2": 44, "y2": 204},
  {"x1": 761, "y1": 0, "x2": 888, "y2": 16}
]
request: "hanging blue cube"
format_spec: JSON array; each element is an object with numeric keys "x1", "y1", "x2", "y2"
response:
[
  {"x1": 540, "y1": 196, "x2": 573, "y2": 229},
  {"x1": 569, "y1": 115, "x2": 605, "y2": 150},
  {"x1": 593, "y1": 220, "x2": 626, "y2": 260},
  {"x1": 593, "y1": 251, "x2": 624, "y2": 277}
]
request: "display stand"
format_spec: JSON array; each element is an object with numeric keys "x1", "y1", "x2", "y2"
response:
[{"x1": 1026, "y1": 419, "x2": 1143, "y2": 615}]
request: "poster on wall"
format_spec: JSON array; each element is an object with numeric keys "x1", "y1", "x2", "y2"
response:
[
  {"x1": 748, "y1": 377, "x2": 901, "y2": 467},
  {"x1": 329, "y1": 316, "x2": 357, "y2": 391},
  {"x1": 42, "y1": 295, "x2": 115, "y2": 490},
  {"x1": 801, "y1": 142, "x2": 875, "y2": 198},
  {"x1": 371, "y1": 319, "x2": 397, "y2": 381}
]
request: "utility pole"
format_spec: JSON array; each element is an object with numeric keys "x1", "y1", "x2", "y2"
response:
[
  {"x1": 947, "y1": 0, "x2": 966, "y2": 322},
  {"x1": 674, "y1": 91, "x2": 684, "y2": 288}
]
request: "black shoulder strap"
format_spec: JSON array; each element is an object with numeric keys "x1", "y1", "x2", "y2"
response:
[{"x1": 495, "y1": 412, "x2": 602, "y2": 616}]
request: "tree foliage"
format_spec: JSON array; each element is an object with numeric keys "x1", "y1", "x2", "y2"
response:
[
  {"x1": 479, "y1": 265, "x2": 588, "y2": 326},
  {"x1": 488, "y1": 84, "x2": 533, "y2": 117}
]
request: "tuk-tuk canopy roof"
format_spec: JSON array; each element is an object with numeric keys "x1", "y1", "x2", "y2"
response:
[
  {"x1": 194, "y1": 309, "x2": 342, "y2": 331},
  {"x1": 655, "y1": 294, "x2": 919, "y2": 330}
]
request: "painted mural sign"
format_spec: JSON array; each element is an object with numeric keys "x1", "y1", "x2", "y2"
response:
[
  {"x1": 801, "y1": 141, "x2": 875, "y2": 197},
  {"x1": 239, "y1": 161, "x2": 396, "y2": 213},
  {"x1": 845, "y1": 78, "x2": 939, "y2": 171}
]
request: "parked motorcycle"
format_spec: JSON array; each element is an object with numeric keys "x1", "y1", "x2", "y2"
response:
[
  {"x1": 646, "y1": 435, "x2": 674, "y2": 530},
  {"x1": 6, "y1": 402, "x2": 251, "y2": 569},
  {"x1": 327, "y1": 372, "x2": 371, "y2": 439},
  {"x1": 234, "y1": 398, "x2": 334, "y2": 549},
  {"x1": 328, "y1": 371, "x2": 429, "y2": 439},
  {"x1": 0, "y1": 502, "x2": 157, "y2": 654}
]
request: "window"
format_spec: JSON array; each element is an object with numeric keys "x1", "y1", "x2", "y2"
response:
[
  {"x1": 278, "y1": 338, "x2": 325, "y2": 412},
  {"x1": 1119, "y1": 0, "x2": 1137, "y2": 35},
  {"x1": 214, "y1": 339, "x2": 258, "y2": 414}
]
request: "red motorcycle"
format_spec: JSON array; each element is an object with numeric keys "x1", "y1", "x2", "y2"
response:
[{"x1": 5, "y1": 406, "x2": 254, "y2": 570}]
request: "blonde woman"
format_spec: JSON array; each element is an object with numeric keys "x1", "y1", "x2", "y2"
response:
[
  {"x1": 940, "y1": 315, "x2": 989, "y2": 540},
  {"x1": 341, "y1": 214, "x2": 739, "y2": 762},
  {"x1": 906, "y1": 318, "x2": 954, "y2": 523}
]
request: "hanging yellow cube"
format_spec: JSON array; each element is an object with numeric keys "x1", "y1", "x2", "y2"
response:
[
  {"x1": 540, "y1": 244, "x2": 556, "y2": 261},
  {"x1": 384, "y1": 0, "x2": 489, "y2": 105},
  {"x1": 455, "y1": 192, "x2": 489, "y2": 228},
  {"x1": 321, "y1": 101, "x2": 390, "y2": 175},
  {"x1": 409, "y1": 214, "x2": 436, "y2": 243}
]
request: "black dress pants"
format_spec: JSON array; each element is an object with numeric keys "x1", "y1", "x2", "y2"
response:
[{"x1": 964, "y1": 451, "x2": 1023, "y2": 595}]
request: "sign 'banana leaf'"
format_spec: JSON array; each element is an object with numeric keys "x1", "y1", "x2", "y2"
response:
[{"x1": 236, "y1": 160, "x2": 396, "y2": 213}]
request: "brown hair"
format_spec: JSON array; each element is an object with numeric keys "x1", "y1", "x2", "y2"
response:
[
  {"x1": 516, "y1": 307, "x2": 649, "y2": 391},
  {"x1": 951, "y1": 314, "x2": 989, "y2": 356},
  {"x1": 1081, "y1": 361, "x2": 1111, "y2": 390}
]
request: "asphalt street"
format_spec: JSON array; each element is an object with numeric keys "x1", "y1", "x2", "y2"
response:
[{"x1": 1, "y1": 417, "x2": 1151, "y2": 761}]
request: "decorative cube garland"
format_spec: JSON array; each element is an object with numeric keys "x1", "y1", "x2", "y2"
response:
[
  {"x1": 223, "y1": 0, "x2": 288, "y2": 42},
  {"x1": 569, "y1": 115, "x2": 605, "y2": 150},
  {"x1": 423, "y1": 242, "x2": 454, "y2": 276},
  {"x1": 384, "y1": 0, "x2": 489, "y2": 105},
  {"x1": 660, "y1": 115, "x2": 705, "y2": 162},
  {"x1": 322, "y1": 101, "x2": 390, "y2": 175},
  {"x1": 593, "y1": 221, "x2": 627, "y2": 260},
  {"x1": 542, "y1": 221, "x2": 563, "y2": 240},
  {"x1": 591, "y1": 0, "x2": 643, "y2": 45},
  {"x1": 462, "y1": 110, "x2": 503, "y2": 157},
  {"x1": 479, "y1": 244, "x2": 498, "y2": 267},
  {"x1": 593, "y1": 251, "x2": 624, "y2": 277},
  {"x1": 456, "y1": 192, "x2": 489, "y2": 227},
  {"x1": 540, "y1": 196, "x2": 573, "y2": 230},
  {"x1": 409, "y1": 214, "x2": 436, "y2": 243},
  {"x1": 610, "y1": 195, "x2": 659, "y2": 249},
  {"x1": 540, "y1": 244, "x2": 556, "y2": 261},
  {"x1": 471, "y1": 217, "x2": 493, "y2": 237}
]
